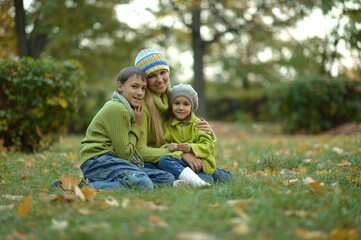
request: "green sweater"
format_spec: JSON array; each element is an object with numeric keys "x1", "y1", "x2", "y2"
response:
[
  {"x1": 79, "y1": 93, "x2": 144, "y2": 168},
  {"x1": 137, "y1": 92, "x2": 217, "y2": 164},
  {"x1": 137, "y1": 92, "x2": 183, "y2": 163},
  {"x1": 161, "y1": 112, "x2": 216, "y2": 174}
]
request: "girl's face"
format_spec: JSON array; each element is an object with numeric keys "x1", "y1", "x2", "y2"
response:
[
  {"x1": 117, "y1": 75, "x2": 147, "y2": 108},
  {"x1": 147, "y1": 69, "x2": 169, "y2": 96},
  {"x1": 172, "y1": 96, "x2": 192, "y2": 121}
]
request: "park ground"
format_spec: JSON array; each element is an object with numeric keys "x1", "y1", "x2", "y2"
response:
[{"x1": 0, "y1": 122, "x2": 360, "y2": 240}]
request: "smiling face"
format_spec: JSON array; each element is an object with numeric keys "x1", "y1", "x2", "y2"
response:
[
  {"x1": 146, "y1": 69, "x2": 169, "y2": 96},
  {"x1": 171, "y1": 96, "x2": 192, "y2": 121},
  {"x1": 117, "y1": 75, "x2": 147, "y2": 108}
]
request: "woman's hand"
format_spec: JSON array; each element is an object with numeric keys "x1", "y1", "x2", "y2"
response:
[
  {"x1": 176, "y1": 143, "x2": 192, "y2": 153},
  {"x1": 134, "y1": 105, "x2": 143, "y2": 125},
  {"x1": 166, "y1": 143, "x2": 177, "y2": 152},
  {"x1": 181, "y1": 152, "x2": 205, "y2": 173},
  {"x1": 196, "y1": 118, "x2": 212, "y2": 135}
]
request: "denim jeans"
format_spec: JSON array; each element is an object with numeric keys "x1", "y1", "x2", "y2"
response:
[
  {"x1": 146, "y1": 156, "x2": 233, "y2": 184},
  {"x1": 81, "y1": 152, "x2": 175, "y2": 191}
]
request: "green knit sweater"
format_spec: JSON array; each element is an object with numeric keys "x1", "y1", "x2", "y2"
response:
[
  {"x1": 161, "y1": 112, "x2": 216, "y2": 174},
  {"x1": 137, "y1": 92, "x2": 217, "y2": 164},
  {"x1": 137, "y1": 92, "x2": 183, "y2": 163},
  {"x1": 79, "y1": 93, "x2": 144, "y2": 168}
]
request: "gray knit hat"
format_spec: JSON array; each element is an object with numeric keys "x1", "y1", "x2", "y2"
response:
[{"x1": 169, "y1": 83, "x2": 198, "y2": 111}]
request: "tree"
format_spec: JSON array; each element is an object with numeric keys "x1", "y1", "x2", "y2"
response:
[
  {"x1": 146, "y1": 0, "x2": 317, "y2": 117},
  {"x1": 10, "y1": 0, "x2": 147, "y2": 87}
]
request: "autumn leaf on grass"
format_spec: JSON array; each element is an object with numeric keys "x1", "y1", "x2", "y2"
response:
[
  {"x1": 295, "y1": 227, "x2": 328, "y2": 239},
  {"x1": 234, "y1": 221, "x2": 250, "y2": 235},
  {"x1": 285, "y1": 209, "x2": 318, "y2": 219},
  {"x1": 24, "y1": 156, "x2": 34, "y2": 167},
  {"x1": 177, "y1": 231, "x2": 218, "y2": 240},
  {"x1": 133, "y1": 197, "x2": 169, "y2": 211},
  {"x1": 103, "y1": 196, "x2": 119, "y2": 207},
  {"x1": 303, "y1": 177, "x2": 316, "y2": 185},
  {"x1": 148, "y1": 215, "x2": 169, "y2": 228},
  {"x1": 59, "y1": 174, "x2": 85, "y2": 201},
  {"x1": 330, "y1": 227, "x2": 358, "y2": 240},
  {"x1": 66, "y1": 152, "x2": 78, "y2": 161},
  {"x1": 18, "y1": 195, "x2": 33, "y2": 217},
  {"x1": 309, "y1": 182, "x2": 327, "y2": 195},
  {"x1": 50, "y1": 219, "x2": 68, "y2": 230},
  {"x1": 80, "y1": 186, "x2": 96, "y2": 201},
  {"x1": 281, "y1": 178, "x2": 299, "y2": 186}
]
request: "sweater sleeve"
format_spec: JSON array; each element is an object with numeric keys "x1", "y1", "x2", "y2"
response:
[
  {"x1": 107, "y1": 104, "x2": 143, "y2": 160},
  {"x1": 136, "y1": 103, "x2": 182, "y2": 163},
  {"x1": 190, "y1": 126, "x2": 214, "y2": 159}
]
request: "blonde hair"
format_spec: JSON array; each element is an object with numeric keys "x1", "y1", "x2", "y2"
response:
[{"x1": 144, "y1": 88, "x2": 165, "y2": 147}]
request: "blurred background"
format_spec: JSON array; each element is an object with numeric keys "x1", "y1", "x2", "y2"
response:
[{"x1": 1, "y1": 0, "x2": 361, "y2": 151}]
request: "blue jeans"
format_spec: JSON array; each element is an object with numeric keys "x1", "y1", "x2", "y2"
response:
[
  {"x1": 146, "y1": 156, "x2": 233, "y2": 184},
  {"x1": 81, "y1": 152, "x2": 175, "y2": 191}
]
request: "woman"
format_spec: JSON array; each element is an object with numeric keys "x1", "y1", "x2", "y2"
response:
[{"x1": 134, "y1": 49, "x2": 232, "y2": 184}]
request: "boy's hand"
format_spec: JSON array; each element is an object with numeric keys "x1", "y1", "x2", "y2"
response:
[
  {"x1": 176, "y1": 143, "x2": 192, "y2": 153},
  {"x1": 196, "y1": 118, "x2": 212, "y2": 135},
  {"x1": 134, "y1": 105, "x2": 143, "y2": 125},
  {"x1": 166, "y1": 143, "x2": 177, "y2": 152}
]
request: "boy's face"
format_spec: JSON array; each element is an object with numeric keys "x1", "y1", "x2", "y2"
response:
[
  {"x1": 117, "y1": 75, "x2": 146, "y2": 108},
  {"x1": 172, "y1": 96, "x2": 192, "y2": 121}
]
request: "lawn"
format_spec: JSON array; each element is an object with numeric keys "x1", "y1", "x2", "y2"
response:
[{"x1": 0, "y1": 122, "x2": 360, "y2": 240}]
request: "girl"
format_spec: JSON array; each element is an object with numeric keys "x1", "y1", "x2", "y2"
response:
[
  {"x1": 134, "y1": 49, "x2": 232, "y2": 184},
  {"x1": 79, "y1": 67, "x2": 175, "y2": 191},
  {"x1": 159, "y1": 83, "x2": 215, "y2": 187}
]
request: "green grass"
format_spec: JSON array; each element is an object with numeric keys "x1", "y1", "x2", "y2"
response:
[{"x1": 1, "y1": 122, "x2": 360, "y2": 240}]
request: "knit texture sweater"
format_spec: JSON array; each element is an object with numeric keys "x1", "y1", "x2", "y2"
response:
[
  {"x1": 161, "y1": 112, "x2": 216, "y2": 174},
  {"x1": 79, "y1": 92, "x2": 144, "y2": 168},
  {"x1": 137, "y1": 92, "x2": 183, "y2": 163},
  {"x1": 137, "y1": 92, "x2": 217, "y2": 164}
]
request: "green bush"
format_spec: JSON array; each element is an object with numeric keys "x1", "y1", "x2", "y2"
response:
[
  {"x1": 0, "y1": 57, "x2": 85, "y2": 151},
  {"x1": 270, "y1": 75, "x2": 361, "y2": 133}
]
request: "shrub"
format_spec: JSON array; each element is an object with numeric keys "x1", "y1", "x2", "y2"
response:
[
  {"x1": 270, "y1": 75, "x2": 361, "y2": 133},
  {"x1": 0, "y1": 57, "x2": 85, "y2": 151}
]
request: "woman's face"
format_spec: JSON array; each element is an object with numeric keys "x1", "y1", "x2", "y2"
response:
[{"x1": 147, "y1": 69, "x2": 169, "y2": 96}]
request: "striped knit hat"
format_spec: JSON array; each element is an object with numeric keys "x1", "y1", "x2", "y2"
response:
[{"x1": 134, "y1": 49, "x2": 170, "y2": 76}]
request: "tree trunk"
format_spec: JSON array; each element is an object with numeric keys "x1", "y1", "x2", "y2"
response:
[
  {"x1": 14, "y1": 0, "x2": 29, "y2": 57},
  {"x1": 191, "y1": 6, "x2": 207, "y2": 118}
]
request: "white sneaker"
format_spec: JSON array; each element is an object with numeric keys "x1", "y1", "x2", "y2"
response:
[{"x1": 172, "y1": 180, "x2": 189, "y2": 187}]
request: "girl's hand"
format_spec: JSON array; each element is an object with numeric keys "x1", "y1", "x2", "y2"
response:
[
  {"x1": 196, "y1": 118, "x2": 212, "y2": 135},
  {"x1": 176, "y1": 143, "x2": 192, "y2": 153},
  {"x1": 166, "y1": 143, "x2": 177, "y2": 152},
  {"x1": 134, "y1": 105, "x2": 143, "y2": 125},
  {"x1": 181, "y1": 153, "x2": 205, "y2": 173}
]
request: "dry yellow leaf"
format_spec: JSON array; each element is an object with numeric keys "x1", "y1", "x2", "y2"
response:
[
  {"x1": 148, "y1": 215, "x2": 168, "y2": 228},
  {"x1": 234, "y1": 222, "x2": 250, "y2": 235},
  {"x1": 81, "y1": 186, "x2": 96, "y2": 201},
  {"x1": 18, "y1": 195, "x2": 33, "y2": 217},
  {"x1": 295, "y1": 227, "x2": 327, "y2": 239}
]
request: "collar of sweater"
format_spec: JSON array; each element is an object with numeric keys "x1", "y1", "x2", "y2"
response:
[
  {"x1": 152, "y1": 92, "x2": 169, "y2": 114},
  {"x1": 170, "y1": 112, "x2": 196, "y2": 126},
  {"x1": 111, "y1": 91, "x2": 135, "y2": 123}
]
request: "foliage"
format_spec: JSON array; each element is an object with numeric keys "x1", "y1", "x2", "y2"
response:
[
  {"x1": 0, "y1": 0, "x2": 18, "y2": 58},
  {"x1": 67, "y1": 86, "x2": 111, "y2": 133},
  {"x1": 0, "y1": 57, "x2": 85, "y2": 152},
  {"x1": 0, "y1": 124, "x2": 360, "y2": 239},
  {"x1": 7, "y1": 0, "x2": 147, "y2": 89},
  {"x1": 270, "y1": 76, "x2": 361, "y2": 133},
  {"x1": 206, "y1": 86, "x2": 269, "y2": 122}
]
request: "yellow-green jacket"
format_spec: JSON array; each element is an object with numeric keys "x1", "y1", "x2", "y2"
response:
[{"x1": 161, "y1": 112, "x2": 216, "y2": 174}]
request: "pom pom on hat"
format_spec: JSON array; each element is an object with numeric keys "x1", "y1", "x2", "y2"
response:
[
  {"x1": 135, "y1": 48, "x2": 170, "y2": 76},
  {"x1": 170, "y1": 83, "x2": 198, "y2": 111}
]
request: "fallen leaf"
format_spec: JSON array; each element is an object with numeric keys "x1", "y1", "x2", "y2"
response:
[
  {"x1": 67, "y1": 152, "x2": 78, "y2": 161},
  {"x1": 177, "y1": 231, "x2": 218, "y2": 240},
  {"x1": 18, "y1": 195, "x2": 33, "y2": 217},
  {"x1": 121, "y1": 198, "x2": 130, "y2": 208},
  {"x1": 294, "y1": 227, "x2": 328, "y2": 239},
  {"x1": 59, "y1": 174, "x2": 81, "y2": 191},
  {"x1": 81, "y1": 186, "x2": 96, "y2": 201},
  {"x1": 234, "y1": 222, "x2": 250, "y2": 235},
  {"x1": 303, "y1": 177, "x2": 316, "y2": 185},
  {"x1": 309, "y1": 182, "x2": 327, "y2": 194},
  {"x1": 299, "y1": 167, "x2": 307, "y2": 174},
  {"x1": 285, "y1": 209, "x2": 318, "y2": 219},
  {"x1": 316, "y1": 169, "x2": 330, "y2": 175},
  {"x1": 2, "y1": 194, "x2": 24, "y2": 200},
  {"x1": 226, "y1": 199, "x2": 253, "y2": 207},
  {"x1": 329, "y1": 227, "x2": 358, "y2": 240},
  {"x1": 104, "y1": 196, "x2": 119, "y2": 207},
  {"x1": 0, "y1": 204, "x2": 15, "y2": 210},
  {"x1": 332, "y1": 147, "x2": 344, "y2": 155},
  {"x1": 77, "y1": 208, "x2": 92, "y2": 215},
  {"x1": 24, "y1": 156, "x2": 34, "y2": 167},
  {"x1": 148, "y1": 215, "x2": 168, "y2": 228},
  {"x1": 133, "y1": 197, "x2": 169, "y2": 211},
  {"x1": 50, "y1": 219, "x2": 68, "y2": 230}
]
